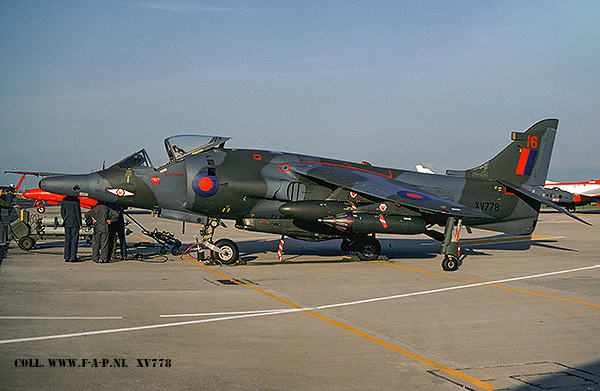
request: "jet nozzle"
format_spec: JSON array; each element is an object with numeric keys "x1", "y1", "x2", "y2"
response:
[{"x1": 319, "y1": 213, "x2": 354, "y2": 231}]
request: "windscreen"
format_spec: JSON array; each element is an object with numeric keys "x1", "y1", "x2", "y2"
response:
[{"x1": 117, "y1": 150, "x2": 153, "y2": 169}]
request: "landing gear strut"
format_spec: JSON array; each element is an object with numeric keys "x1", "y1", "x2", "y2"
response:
[
  {"x1": 440, "y1": 216, "x2": 461, "y2": 271},
  {"x1": 196, "y1": 218, "x2": 240, "y2": 265}
]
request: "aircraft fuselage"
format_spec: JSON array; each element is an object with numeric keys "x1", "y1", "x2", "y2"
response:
[{"x1": 40, "y1": 147, "x2": 534, "y2": 240}]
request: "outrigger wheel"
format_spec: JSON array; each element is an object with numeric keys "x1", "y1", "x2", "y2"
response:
[
  {"x1": 440, "y1": 216, "x2": 461, "y2": 272},
  {"x1": 442, "y1": 255, "x2": 459, "y2": 271}
]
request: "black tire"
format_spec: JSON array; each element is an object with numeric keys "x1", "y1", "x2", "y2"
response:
[
  {"x1": 442, "y1": 255, "x2": 459, "y2": 271},
  {"x1": 18, "y1": 236, "x2": 35, "y2": 251},
  {"x1": 37, "y1": 205, "x2": 46, "y2": 213},
  {"x1": 210, "y1": 239, "x2": 239, "y2": 264},
  {"x1": 353, "y1": 236, "x2": 381, "y2": 261}
]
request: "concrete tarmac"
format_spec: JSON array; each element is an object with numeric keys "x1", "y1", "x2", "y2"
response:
[{"x1": 1, "y1": 205, "x2": 599, "y2": 390}]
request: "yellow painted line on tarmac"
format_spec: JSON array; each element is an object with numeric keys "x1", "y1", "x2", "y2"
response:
[
  {"x1": 129, "y1": 233, "x2": 151, "y2": 242},
  {"x1": 373, "y1": 263, "x2": 600, "y2": 309},
  {"x1": 182, "y1": 255, "x2": 494, "y2": 390}
]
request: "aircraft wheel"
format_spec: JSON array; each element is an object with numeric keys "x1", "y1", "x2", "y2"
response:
[
  {"x1": 37, "y1": 205, "x2": 46, "y2": 213},
  {"x1": 18, "y1": 236, "x2": 35, "y2": 251},
  {"x1": 353, "y1": 236, "x2": 381, "y2": 261},
  {"x1": 171, "y1": 246, "x2": 180, "y2": 256},
  {"x1": 442, "y1": 255, "x2": 459, "y2": 271},
  {"x1": 211, "y1": 239, "x2": 239, "y2": 265},
  {"x1": 567, "y1": 206, "x2": 576, "y2": 213}
]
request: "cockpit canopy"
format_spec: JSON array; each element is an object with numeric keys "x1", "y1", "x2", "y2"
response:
[
  {"x1": 164, "y1": 135, "x2": 231, "y2": 162},
  {"x1": 114, "y1": 135, "x2": 231, "y2": 170}
]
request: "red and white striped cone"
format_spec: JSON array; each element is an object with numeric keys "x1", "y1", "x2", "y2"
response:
[{"x1": 278, "y1": 235, "x2": 285, "y2": 262}]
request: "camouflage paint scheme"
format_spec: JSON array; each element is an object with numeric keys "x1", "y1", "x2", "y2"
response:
[{"x1": 38, "y1": 119, "x2": 589, "y2": 271}]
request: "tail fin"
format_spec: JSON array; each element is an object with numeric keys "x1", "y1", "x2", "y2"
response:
[{"x1": 446, "y1": 119, "x2": 558, "y2": 187}]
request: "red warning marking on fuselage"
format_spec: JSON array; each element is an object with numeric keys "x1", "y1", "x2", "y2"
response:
[{"x1": 379, "y1": 214, "x2": 388, "y2": 229}]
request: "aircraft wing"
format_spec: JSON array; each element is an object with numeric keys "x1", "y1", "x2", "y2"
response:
[
  {"x1": 4, "y1": 170, "x2": 68, "y2": 177},
  {"x1": 291, "y1": 164, "x2": 489, "y2": 219}
]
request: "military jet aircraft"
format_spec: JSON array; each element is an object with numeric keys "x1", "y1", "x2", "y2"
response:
[{"x1": 33, "y1": 119, "x2": 589, "y2": 271}]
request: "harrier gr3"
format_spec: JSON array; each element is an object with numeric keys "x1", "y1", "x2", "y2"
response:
[{"x1": 36, "y1": 119, "x2": 590, "y2": 271}]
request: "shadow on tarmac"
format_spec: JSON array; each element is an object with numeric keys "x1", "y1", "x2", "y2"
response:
[
  {"x1": 508, "y1": 359, "x2": 600, "y2": 390},
  {"x1": 0, "y1": 232, "x2": 577, "y2": 268},
  {"x1": 192, "y1": 234, "x2": 576, "y2": 266}
]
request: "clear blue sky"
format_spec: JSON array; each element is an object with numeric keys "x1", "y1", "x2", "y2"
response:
[{"x1": 2, "y1": 1, "x2": 599, "y2": 189}]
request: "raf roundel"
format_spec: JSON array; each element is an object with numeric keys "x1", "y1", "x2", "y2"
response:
[
  {"x1": 192, "y1": 171, "x2": 220, "y2": 198},
  {"x1": 397, "y1": 190, "x2": 432, "y2": 201}
]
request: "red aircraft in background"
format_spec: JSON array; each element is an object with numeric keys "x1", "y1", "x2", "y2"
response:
[
  {"x1": 544, "y1": 179, "x2": 600, "y2": 212},
  {"x1": 21, "y1": 188, "x2": 98, "y2": 213}
]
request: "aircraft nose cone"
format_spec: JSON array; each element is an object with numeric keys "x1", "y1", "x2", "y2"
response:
[{"x1": 39, "y1": 175, "x2": 87, "y2": 197}]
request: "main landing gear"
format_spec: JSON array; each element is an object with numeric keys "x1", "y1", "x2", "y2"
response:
[
  {"x1": 341, "y1": 235, "x2": 381, "y2": 261},
  {"x1": 196, "y1": 217, "x2": 461, "y2": 270},
  {"x1": 196, "y1": 218, "x2": 240, "y2": 265}
]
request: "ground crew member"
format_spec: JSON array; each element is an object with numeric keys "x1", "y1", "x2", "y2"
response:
[
  {"x1": 108, "y1": 204, "x2": 126, "y2": 260},
  {"x1": 0, "y1": 188, "x2": 20, "y2": 248},
  {"x1": 86, "y1": 202, "x2": 119, "y2": 263},
  {"x1": 61, "y1": 196, "x2": 82, "y2": 262}
]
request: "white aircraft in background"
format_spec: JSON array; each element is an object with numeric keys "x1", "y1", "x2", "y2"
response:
[{"x1": 544, "y1": 179, "x2": 600, "y2": 212}]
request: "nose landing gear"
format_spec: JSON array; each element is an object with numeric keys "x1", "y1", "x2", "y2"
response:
[{"x1": 195, "y1": 218, "x2": 240, "y2": 265}]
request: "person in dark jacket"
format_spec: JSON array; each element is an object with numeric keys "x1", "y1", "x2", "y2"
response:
[
  {"x1": 108, "y1": 205, "x2": 127, "y2": 260},
  {"x1": 86, "y1": 203, "x2": 119, "y2": 263},
  {"x1": 60, "y1": 196, "x2": 82, "y2": 262},
  {"x1": 0, "y1": 188, "x2": 20, "y2": 247}
]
